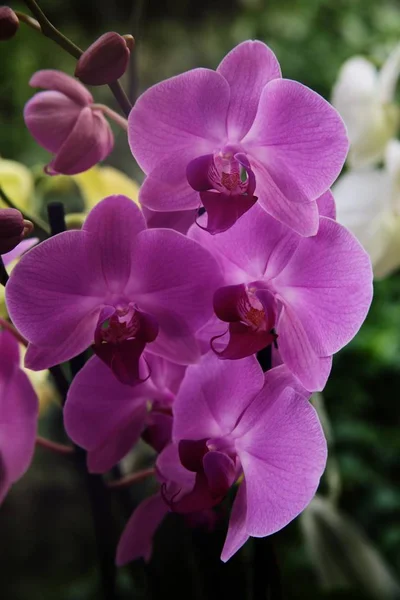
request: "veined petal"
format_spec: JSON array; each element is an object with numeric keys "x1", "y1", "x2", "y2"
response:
[
  {"x1": 128, "y1": 68, "x2": 230, "y2": 174},
  {"x1": 217, "y1": 40, "x2": 281, "y2": 141},
  {"x1": 83, "y1": 195, "x2": 146, "y2": 292},
  {"x1": 316, "y1": 190, "x2": 336, "y2": 220},
  {"x1": 275, "y1": 217, "x2": 373, "y2": 358},
  {"x1": 249, "y1": 158, "x2": 320, "y2": 237},
  {"x1": 128, "y1": 228, "x2": 222, "y2": 331},
  {"x1": 139, "y1": 153, "x2": 201, "y2": 211},
  {"x1": 6, "y1": 230, "x2": 105, "y2": 351},
  {"x1": 86, "y1": 402, "x2": 148, "y2": 473},
  {"x1": 172, "y1": 352, "x2": 264, "y2": 442},
  {"x1": 147, "y1": 310, "x2": 201, "y2": 366},
  {"x1": 221, "y1": 483, "x2": 249, "y2": 562},
  {"x1": 64, "y1": 356, "x2": 150, "y2": 455},
  {"x1": 235, "y1": 375, "x2": 326, "y2": 537},
  {"x1": 243, "y1": 79, "x2": 348, "y2": 199},
  {"x1": 0, "y1": 330, "x2": 38, "y2": 504},
  {"x1": 189, "y1": 203, "x2": 300, "y2": 283},
  {"x1": 275, "y1": 302, "x2": 333, "y2": 391}
]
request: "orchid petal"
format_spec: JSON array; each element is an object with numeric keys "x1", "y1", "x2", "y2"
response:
[
  {"x1": 275, "y1": 217, "x2": 373, "y2": 357},
  {"x1": 64, "y1": 356, "x2": 150, "y2": 458},
  {"x1": 116, "y1": 493, "x2": 168, "y2": 565},
  {"x1": 221, "y1": 483, "x2": 249, "y2": 562},
  {"x1": 172, "y1": 353, "x2": 264, "y2": 442},
  {"x1": 217, "y1": 40, "x2": 281, "y2": 141},
  {"x1": 46, "y1": 107, "x2": 113, "y2": 175},
  {"x1": 128, "y1": 69, "x2": 229, "y2": 174},
  {"x1": 235, "y1": 371, "x2": 327, "y2": 537},
  {"x1": 83, "y1": 195, "x2": 146, "y2": 292},
  {"x1": 243, "y1": 79, "x2": 348, "y2": 200},
  {"x1": 29, "y1": 69, "x2": 93, "y2": 105},
  {"x1": 6, "y1": 231, "x2": 105, "y2": 362}
]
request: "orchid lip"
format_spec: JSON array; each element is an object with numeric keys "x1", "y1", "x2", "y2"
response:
[{"x1": 93, "y1": 303, "x2": 159, "y2": 386}]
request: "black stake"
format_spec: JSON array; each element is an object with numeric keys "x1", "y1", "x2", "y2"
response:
[{"x1": 47, "y1": 201, "x2": 118, "y2": 600}]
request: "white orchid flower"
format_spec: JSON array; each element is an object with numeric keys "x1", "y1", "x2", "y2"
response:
[
  {"x1": 332, "y1": 47, "x2": 400, "y2": 168},
  {"x1": 334, "y1": 140, "x2": 400, "y2": 278}
]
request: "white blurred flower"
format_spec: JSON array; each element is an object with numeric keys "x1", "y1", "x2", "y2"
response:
[
  {"x1": 332, "y1": 46, "x2": 400, "y2": 168},
  {"x1": 334, "y1": 140, "x2": 400, "y2": 278}
]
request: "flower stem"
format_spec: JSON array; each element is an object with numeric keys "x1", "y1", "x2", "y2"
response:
[
  {"x1": 22, "y1": 0, "x2": 132, "y2": 116},
  {"x1": 108, "y1": 467, "x2": 155, "y2": 489},
  {"x1": 92, "y1": 104, "x2": 128, "y2": 131},
  {"x1": 36, "y1": 435, "x2": 74, "y2": 455}
]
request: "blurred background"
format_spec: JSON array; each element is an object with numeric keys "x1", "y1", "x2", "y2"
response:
[{"x1": 0, "y1": 0, "x2": 400, "y2": 599}]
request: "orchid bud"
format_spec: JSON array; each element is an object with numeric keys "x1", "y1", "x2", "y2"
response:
[
  {"x1": 0, "y1": 7, "x2": 19, "y2": 41},
  {"x1": 24, "y1": 70, "x2": 114, "y2": 176},
  {"x1": 75, "y1": 32, "x2": 132, "y2": 86},
  {"x1": 0, "y1": 208, "x2": 32, "y2": 254}
]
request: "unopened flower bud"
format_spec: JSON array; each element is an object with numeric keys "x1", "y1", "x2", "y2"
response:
[
  {"x1": 24, "y1": 70, "x2": 114, "y2": 176},
  {"x1": 75, "y1": 32, "x2": 132, "y2": 86},
  {"x1": 0, "y1": 6, "x2": 19, "y2": 41},
  {"x1": 0, "y1": 208, "x2": 32, "y2": 254}
]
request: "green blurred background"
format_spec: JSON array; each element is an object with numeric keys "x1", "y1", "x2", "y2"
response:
[{"x1": 0, "y1": 1, "x2": 399, "y2": 599}]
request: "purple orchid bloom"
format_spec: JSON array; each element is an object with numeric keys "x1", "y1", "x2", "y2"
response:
[
  {"x1": 24, "y1": 70, "x2": 113, "y2": 175},
  {"x1": 128, "y1": 40, "x2": 348, "y2": 235},
  {"x1": 190, "y1": 202, "x2": 373, "y2": 391},
  {"x1": 6, "y1": 195, "x2": 222, "y2": 384},
  {"x1": 116, "y1": 354, "x2": 327, "y2": 564},
  {"x1": 0, "y1": 328, "x2": 38, "y2": 504},
  {"x1": 64, "y1": 353, "x2": 185, "y2": 473}
]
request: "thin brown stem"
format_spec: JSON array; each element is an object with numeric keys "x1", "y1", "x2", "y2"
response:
[
  {"x1": 36, "y1": 435, "x2": 74, "y2": 455},
  {"x1": 108, "y1": 467, "x2": 155, "y2": 489}
]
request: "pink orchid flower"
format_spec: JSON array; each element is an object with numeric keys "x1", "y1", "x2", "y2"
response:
[
  {"x1": 24, "y1": 70, "x2": 113, "y2": 175},
  {"x1": 190, "y1": 200, "x2": 372, "y2": 391},
  {"x1": 128, "y1": 40, "x2": 348, "y2": 235},
  {"x1": 116, "y1": 354, "x2": 327, "y2": 564},
  {"x1": 6, "y1": 195, "x2": 222, "y2": 385},
  {"x1": 0, "y1": 328, "x2": 38, "y2": 504}
]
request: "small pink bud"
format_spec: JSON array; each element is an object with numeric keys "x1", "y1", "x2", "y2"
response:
[
  {"x1": 0, "y1": 6, "x2": 19, "y2": 41},
  {"x1": 24, "y1": 70, "x2": 114, "y2": 176},
  {"x1": 75, "y1": 32, "x2": 132, "y2": 86},
  {"x1": 0, "y1": 208, "x2": 32, "y2": 254}
]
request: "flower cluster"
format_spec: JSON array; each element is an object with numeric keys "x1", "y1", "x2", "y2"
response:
[{"x1": 1, "y1": 40, "x2": 373, "y2": 564}]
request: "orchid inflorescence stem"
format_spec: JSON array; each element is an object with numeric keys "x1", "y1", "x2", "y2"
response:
[{"x1": 21, "y1": 0, "x2": 132, "y2": 117}]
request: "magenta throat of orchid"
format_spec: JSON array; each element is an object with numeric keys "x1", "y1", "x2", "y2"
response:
[
  {"x1": 187, "y1": 150, "x2": 258, "y2": 234},
  {"x1": 212, "y1": 283, "x2": 278, "y2": 359},
  {"x1": 93, "y1": 304, "x2": 159, "y2": 386}
]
